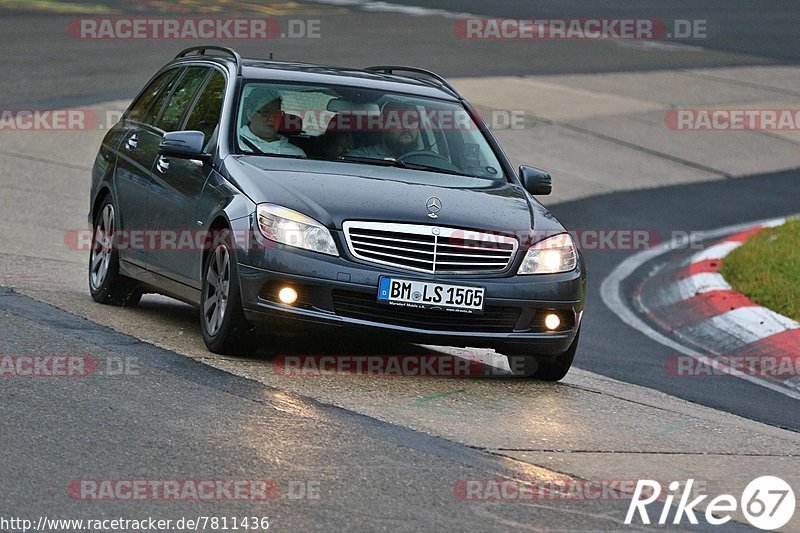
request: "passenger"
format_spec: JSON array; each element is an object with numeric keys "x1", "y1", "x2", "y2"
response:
[{"x1": 239, "y1": 87, "x2": 306, "y2": 157}]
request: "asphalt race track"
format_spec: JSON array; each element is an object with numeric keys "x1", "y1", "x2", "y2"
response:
[
  {"x1": 553, "y1": 170, "x2": 800, "y2": 430},
  {"x1": 1, "y1": 1, "x2": 799, "y2": 530}
]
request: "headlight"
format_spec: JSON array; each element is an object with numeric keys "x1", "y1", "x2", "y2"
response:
[
  {"x1": 517, "y1": 233, "x2": 577, "y2": 275},
  {"x1": 256, "y1": 203, "x2": 338, "y2": 256}
]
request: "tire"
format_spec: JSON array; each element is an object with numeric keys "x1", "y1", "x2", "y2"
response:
[
  {"x1": 506, "y1": 330, "x2": 580, "y2": 382},
  {"x1": 200, "y1": 231, "x2": 257, "y2": 355},
  {"x1": 89, "y1": 196, "x2": 143, "y2": 307}
]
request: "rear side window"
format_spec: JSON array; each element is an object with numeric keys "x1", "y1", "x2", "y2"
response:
[
  {"x1": 138, "y1": 68, "x2": 184, "y2": 126},
  {"x1": 155, "y1": 67, "x2": 209, "y2": 133},
  {"x1": 184, "y1": 71, "x2": 225, "y2": 152},
  {"x1": 126, "y1": 69, "x2": 178, "y2": 124}
]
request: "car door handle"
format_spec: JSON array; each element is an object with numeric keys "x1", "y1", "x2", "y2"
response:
[
  {"x1": 125, "y1": 134, "x2": 138, "y2": 150},
  {"x1": 156, "y1": 155, "x2": 170, "y2": 173}
]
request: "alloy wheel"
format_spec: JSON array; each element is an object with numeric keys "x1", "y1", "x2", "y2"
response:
[{"x1": 204, "y1": 245, "x2": 231, "y2": 336}]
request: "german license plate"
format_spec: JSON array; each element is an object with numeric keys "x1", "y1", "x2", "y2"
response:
[{"x1": 377, "y1": 277, "x2": 485, "y2": 314}]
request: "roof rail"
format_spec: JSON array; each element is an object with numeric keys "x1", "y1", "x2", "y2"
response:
[
  {"x1": 175, "y1": 46, "x2": 242, "y2": 75},
  {"x1": 364, "y1": 66, "x2": 461, "y2": 98}
]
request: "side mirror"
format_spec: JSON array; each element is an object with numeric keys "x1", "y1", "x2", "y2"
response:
[
  {"x1": 158, "y1": 130, "x2": 208, "y2": 160},
  {"x1": 519, "y1": 165, "x2": 552, "y2": 195}
]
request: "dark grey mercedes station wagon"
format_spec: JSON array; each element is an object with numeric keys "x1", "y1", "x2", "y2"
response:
[{"x1": 88, "y1": 46, "x2": 585, "y2": 380}]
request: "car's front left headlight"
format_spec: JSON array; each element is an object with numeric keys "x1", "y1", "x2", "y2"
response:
[
  {"x1": 256, "y1": 203, "x2": 338, "y2": 256},
  {"x1": 517, "y1": 233, "x2": 577, "y2": 275}
]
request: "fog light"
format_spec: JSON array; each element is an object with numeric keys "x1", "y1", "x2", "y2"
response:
[
  {"x1": 544, "y1": 313, "x2": 561, "y2": 331},
  {"x1": 278, "y1": 287, "x2": 298, "y2": 305}
]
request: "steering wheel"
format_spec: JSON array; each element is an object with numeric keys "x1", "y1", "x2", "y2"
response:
[{"x1": 396, "y1": 150, "x2": 461, "y2": 172}]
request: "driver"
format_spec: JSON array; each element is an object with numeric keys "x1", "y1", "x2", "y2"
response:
[
  {"x1": 346, "y1": 101, "x2": 420, "y2": 159},
  {"x1": 239, "y1": 86, "x2": 306, "y2": 157}
]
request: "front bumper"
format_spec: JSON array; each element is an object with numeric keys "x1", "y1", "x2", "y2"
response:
[{"x1": 235, "y1": 227, "x2": 586, "y2": 356}]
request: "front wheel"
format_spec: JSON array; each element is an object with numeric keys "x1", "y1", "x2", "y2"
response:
[
  {"x1": 505, "y1": 330, "x2": 580, "y2": 382},
  {"x1": 200, "y1": 236, "x2": 256, "y2": 355}
]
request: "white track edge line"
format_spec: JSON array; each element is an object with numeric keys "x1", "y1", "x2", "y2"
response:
[{"x1": 599, "y1": 216, "x2": 800, "y2": 401}]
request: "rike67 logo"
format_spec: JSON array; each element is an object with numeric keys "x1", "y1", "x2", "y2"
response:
[{"x1": 625, "y1": 477, "x2": 795, "y2": 530}]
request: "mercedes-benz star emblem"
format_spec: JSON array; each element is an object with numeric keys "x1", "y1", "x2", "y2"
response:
[{"x1": 426, "y1": 197, "x2": 442, "y2": 219}]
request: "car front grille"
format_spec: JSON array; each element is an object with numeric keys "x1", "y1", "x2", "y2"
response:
[
  {"x1": 332, "y1": 290, "x2": 522, "y2": 332},
  {"x1": 343, "y1": 222, "x2": 517, "y2": 274}
]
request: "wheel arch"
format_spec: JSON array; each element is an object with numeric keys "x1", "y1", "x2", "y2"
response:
[
  {"x1": 91, "y1": 186, "x2": 113, "y2": 223},
  {"x1": 202, "y1": 215, "x2": 233, "y2": 274}
]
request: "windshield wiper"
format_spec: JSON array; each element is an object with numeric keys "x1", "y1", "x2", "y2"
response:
[
  {"x1": 337, "y1": 155, "x2": 466, "y2": 176},
  {"x1": 266, "y1": 153, "x2": 307, "y2": 159},
  {"x1": 396, "y1": 161, "x2": 468, "y2": 177},
  {"x1": 337, "y1": 155, "x2": 402, "y2": 167},
  {"x1": 241, "y1": 151, "x2": 307, "y2": 159}
]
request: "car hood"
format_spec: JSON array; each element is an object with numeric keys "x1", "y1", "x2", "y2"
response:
[{"x1": 225, "y1": 156, "x2": 565, "y2": 237}]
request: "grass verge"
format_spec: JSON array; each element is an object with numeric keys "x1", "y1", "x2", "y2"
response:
[{"x1": 720, "y1": 218, "x2": 800, "y2": 322}]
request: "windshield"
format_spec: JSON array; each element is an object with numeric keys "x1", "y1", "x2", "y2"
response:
[{"x1": 235, "y1": 81, "x2": 506, "y2": 180}]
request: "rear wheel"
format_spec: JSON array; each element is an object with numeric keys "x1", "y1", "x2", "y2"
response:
[
  {"x1": 88, "y1": 196, "x2": 142, "y2": 307},
  {"x1": 200, "y1": 233, "x2": 256, "y2": 355},
  {"x1": 506, "y1": 330, "x2": 580, "y2": 382}
]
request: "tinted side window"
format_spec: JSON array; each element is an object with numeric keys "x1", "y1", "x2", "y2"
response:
[
  {"x1": 126, "y1": 69, "x2": 178, "y2": 123},
  {"x1": 139, "y1": 68, "x2": 184, "y2": 126},
  {"x1": 184, "y1": 71, "x2": 225, "y2": 152},
  {"x1": 155, "y1": 67, "x2": 209, "y2": 133}
]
